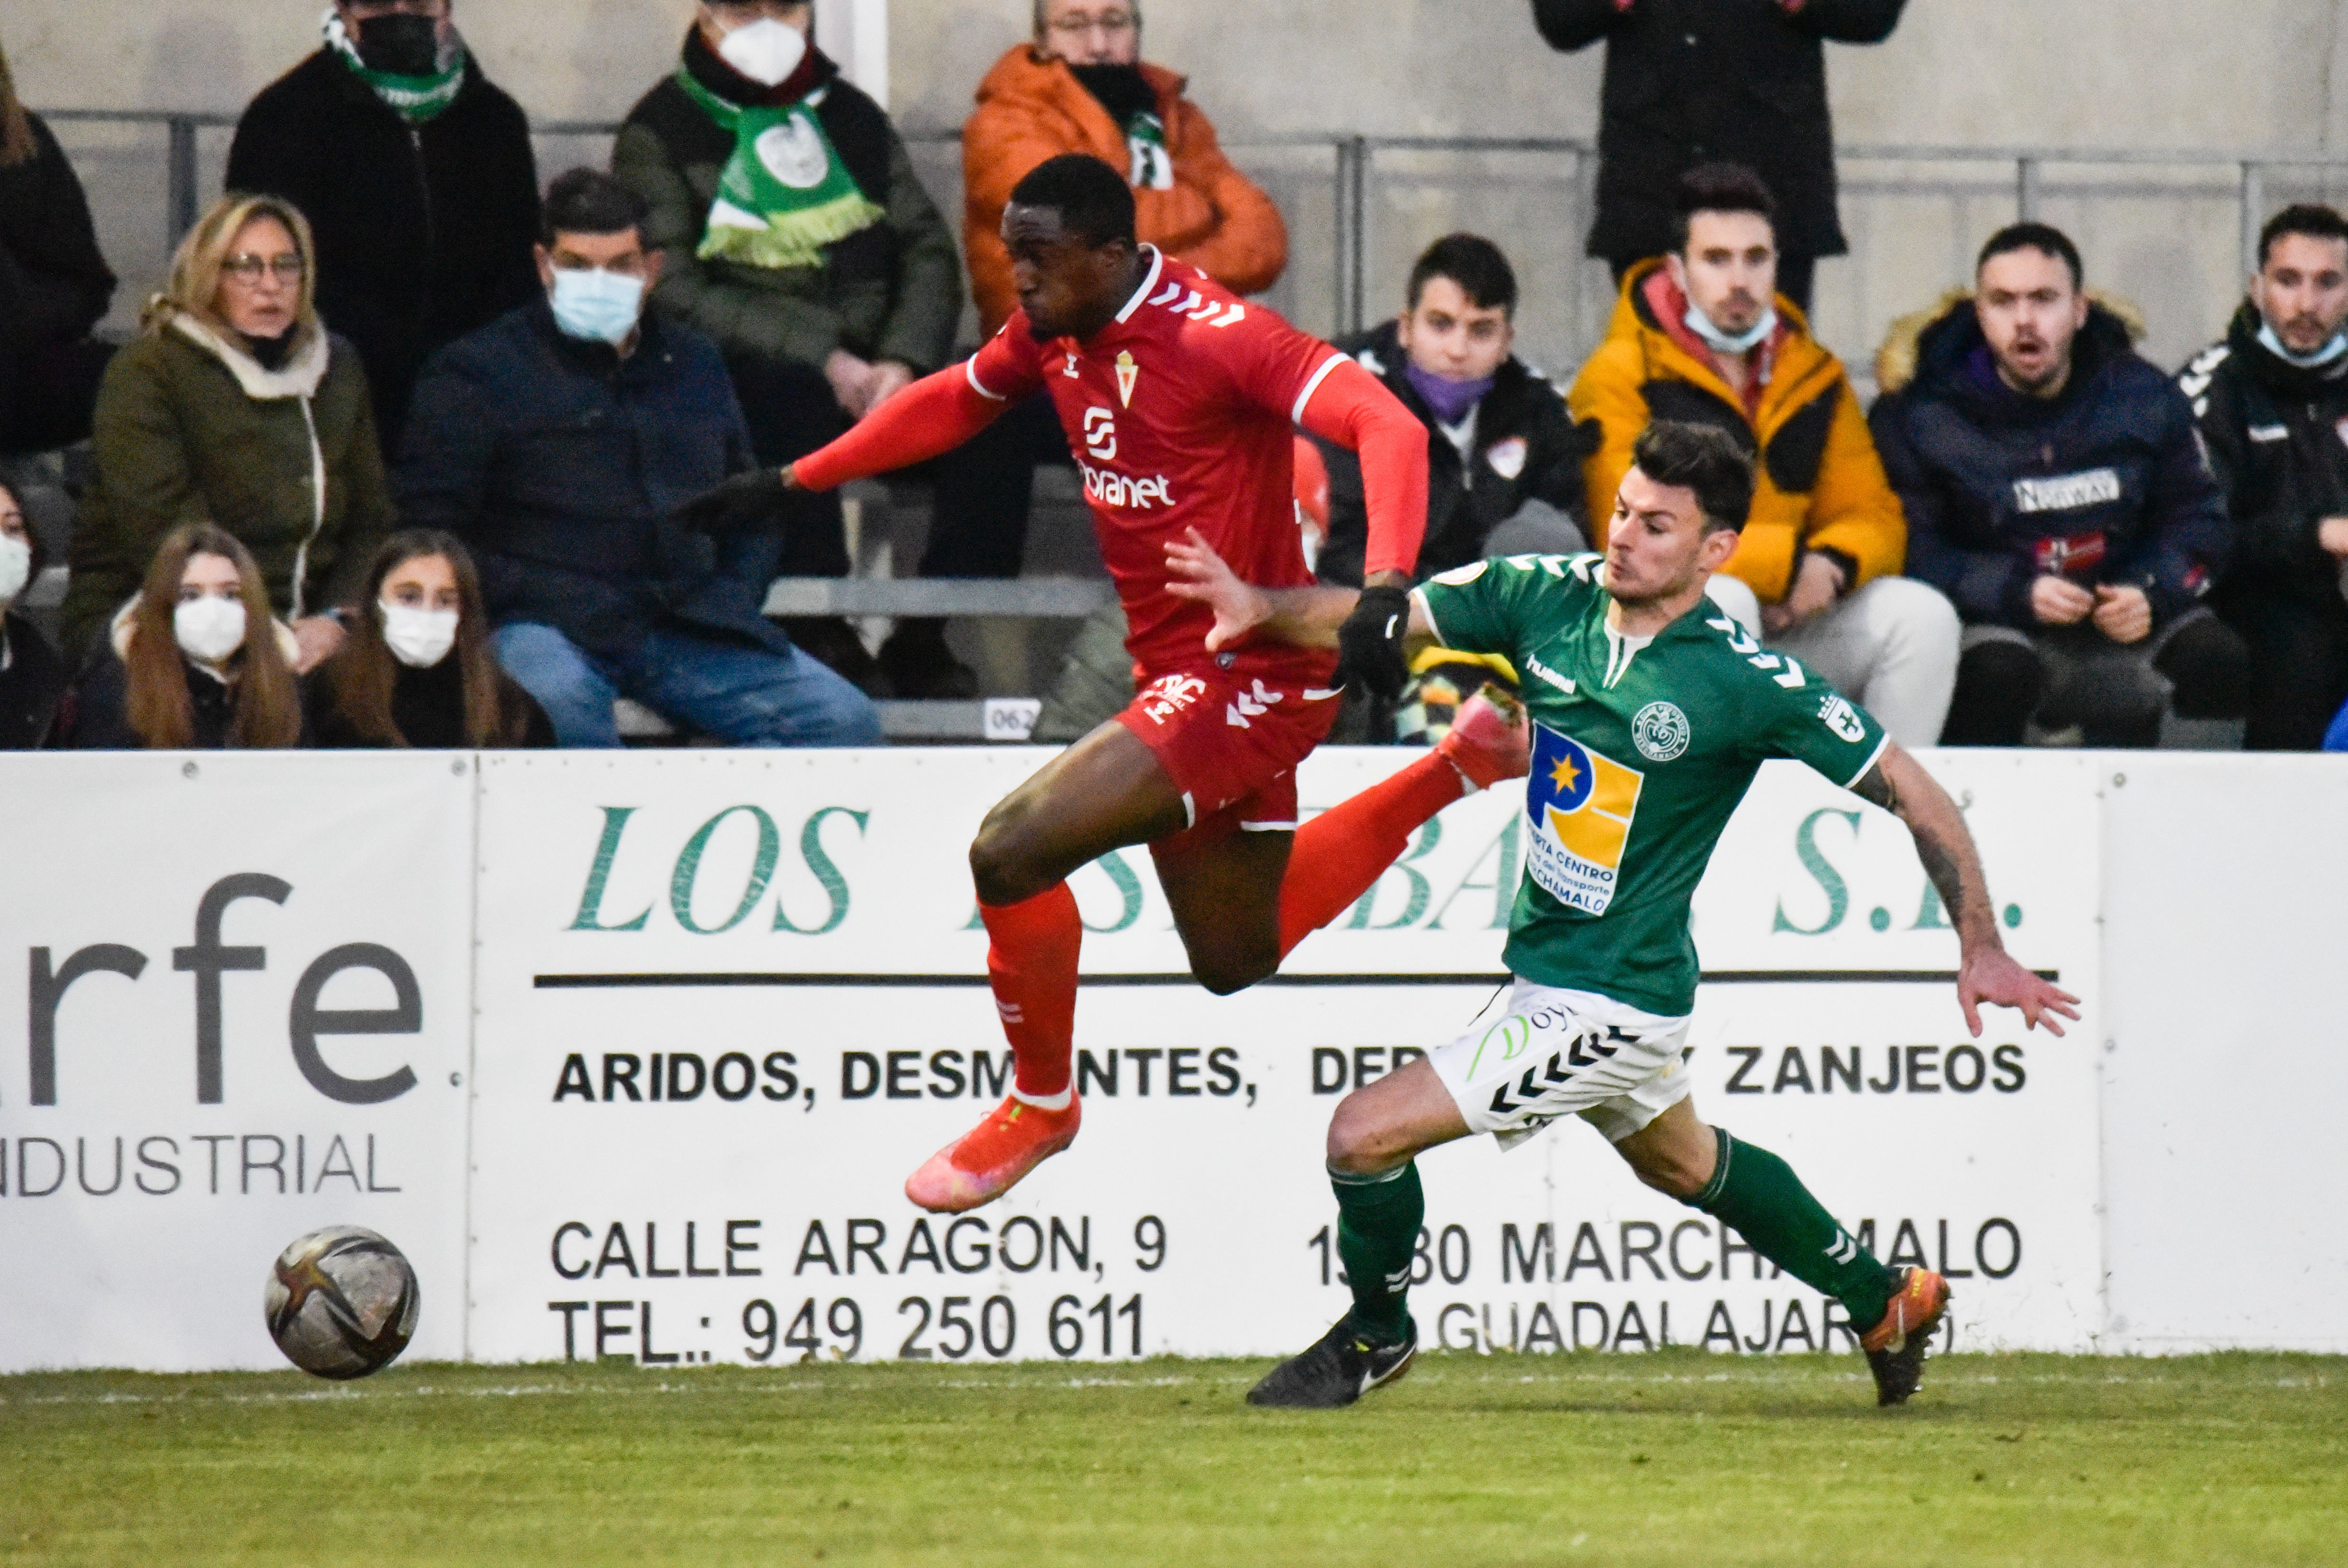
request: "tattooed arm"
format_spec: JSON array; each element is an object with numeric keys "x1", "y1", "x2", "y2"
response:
[{"x1": 1850, "y1": 743, "x2": 2082, "y2": 1038}]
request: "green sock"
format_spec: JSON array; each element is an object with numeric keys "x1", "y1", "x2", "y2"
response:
[
  {"x1": 1331, "y1": 1160, "x2": 1422, "y2": 1341},
  {"x1": 1689, "y1": 1129, "x2": 1896, "y2": 1331}
]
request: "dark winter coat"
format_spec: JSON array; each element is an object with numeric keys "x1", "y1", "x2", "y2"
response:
[
  {"x1": 612, "y1": 36, "x2": 961, "y2": 375},
  {"x1": 225, "y1": 49, "x2": 542, "y2": 450},
  {"x1": 63, "y1": 315, "x2": 397, "y2": 658},
  {"x1": 2178, "y1": 300, "x2": 2348, "y2": 606},
  {"x1": 0, "y1": 110, "x2": 116, "y2": 358},
  {"x1": 0, "y1": 609, "x2": 67, "y2": 747},
  {"x1": 1531, "y1": 0, "x2": 1904, "y2": 263},
  {"x1": 1312, "y1": 320, "x2": 1593, "y2": 587},
  {"x1": 304, "y1": 653, "x2": 554, "y2": 748},
  {"x1": 1869, "y1": 297, "x2": 2233, "y2": 631},
  {"x1": 395, "y1": 299, "x2": 787, "y2": 661}
]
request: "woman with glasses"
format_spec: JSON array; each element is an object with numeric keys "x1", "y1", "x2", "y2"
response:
[{"x1": 61, "y1": 193, "x2": 395, "y2": 671}]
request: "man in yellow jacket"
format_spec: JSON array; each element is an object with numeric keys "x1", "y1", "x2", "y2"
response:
[{"x1": 1569, "y1": 164, "x2": 1957, "y2": 745}]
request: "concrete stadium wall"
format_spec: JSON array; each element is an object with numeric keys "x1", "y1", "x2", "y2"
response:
[{"x1": 11, "y1": 1, "x2": 2348, "y2": 379}]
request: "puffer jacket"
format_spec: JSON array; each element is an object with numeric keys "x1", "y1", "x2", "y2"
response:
[
  {"x1": 2177, "y1": 299, "x2": 2348, "y2": 605},
  {"x1": 1870, "y1": 291, "x2": 2232, "y2": 630},
  {"x1": 63, "y1": 314, "x2": 395, "y2": 658},
  {"x1": 962, "y1": 46, "x2": 1287, "y2": 338},
  {"x1": 1313, "y1": 319, "x2": 1592, "y2": 587},
  {"x1": 1568, "y1": 257, "x2": 1904, "y2": 600},
  {"x1": 613, "y1": 32, "x2": 960, "y2": 377}
]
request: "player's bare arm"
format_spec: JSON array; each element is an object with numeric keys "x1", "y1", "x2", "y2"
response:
[
  {"x1": 1850, "y1": 744, "x2": 2083, "y2": 1038},
  {"x1": 1166, "y1": 528, "x2": 1437, "y2": 656}
]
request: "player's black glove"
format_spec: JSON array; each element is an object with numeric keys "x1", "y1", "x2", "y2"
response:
[
  {"x1": 1335, "y1": 583, "x2": 1412, "y2": 701},
  {"x1": 674, "y1": 467, "x2": 790, "y2": 533}
]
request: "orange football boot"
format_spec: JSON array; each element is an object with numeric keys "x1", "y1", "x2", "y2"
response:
[
  {"x1": 904, "y1": 1094, "x2": 1082, "y2": 1213},
  {"x1": 1434, "y1": 687, "x2": 1530, "y2": 791},
  {"x1": 1861, "y1": 1266, "x2": 1952, "y2": 1406}
]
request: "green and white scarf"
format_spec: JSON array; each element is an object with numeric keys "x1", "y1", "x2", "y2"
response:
[
  {"x1": 322, "y1": 10, "x2": 466, "y2": 126},
  {"x1": 675, "y1": 69, "x2": 887, "y2": 271},
  {"x1": 1125, "y1": 110, "x2": 1173, "y2": 191}
]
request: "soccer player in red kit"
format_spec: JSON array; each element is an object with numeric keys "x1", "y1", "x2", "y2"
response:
[{"x1": 684, "y1": 155, "x2": 1527, "y2": 1210}]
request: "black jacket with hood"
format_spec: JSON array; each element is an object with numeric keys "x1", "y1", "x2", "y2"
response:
[
  {"x1": 226, "y1": 48, "x2": 543, "y2": 452},
  {"x1": 1868, "y1": 295, "x2": 2233, "y2": 631},
  {"x1": 1311, "y1": 320, "x2": 1592, "y2": 588},
  {"x1": 2178, "y1": 300, "x2": 2348, "y2": 607},
  {"x1": 1531, "y1": 0, "x2": 1904, "y2": 263}
]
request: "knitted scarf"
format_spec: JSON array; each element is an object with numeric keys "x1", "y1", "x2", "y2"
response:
[
  {"x1": 675, "y1": 65, "x2": 885, "y2": 271},
  {"x1": 322, "y1": 9, "x2": 466, "y2": 126}
]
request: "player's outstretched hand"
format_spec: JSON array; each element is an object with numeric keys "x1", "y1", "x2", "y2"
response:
[
  {"x1": 1166, "y1": 528, "x2": 1270, "y2": 651},
  {"x1": 1957, "y1": 947, "x2": 2081, "y2": 1038},
  {"x1": 1337, "y1": 584, "x2": 1413, "y2": 701},
  {"x1": 674, "y1": 467, "x2": 791, "y2": 533}
]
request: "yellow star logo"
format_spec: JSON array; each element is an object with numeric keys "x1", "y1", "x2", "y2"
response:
[{"x1": 1548, "y1": 756, "x2": 1583, "y2": 794}]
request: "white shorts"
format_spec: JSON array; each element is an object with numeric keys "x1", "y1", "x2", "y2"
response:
[{"x1": 1430, "y1": 979, "x2": 1693, "y2": 1151}]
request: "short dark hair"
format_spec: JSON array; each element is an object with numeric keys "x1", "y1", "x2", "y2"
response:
[
  {"x1": 1631, "y1": 420, "x2": 1753, "y2": 533},
  {"x1": 1007, "y1": 154, "x2": 1138, "y2": 248},
  {"x1": 1977, "y1": 222, "x2": 2082, "y2": 291},
  {"x1": 1672, "y1": 162, "x2": 1778, "y2": 252},
  {"x1": 1406, "y1": 233, "x2": 1517, "y2": 315},
  {"x1": 2258, "y1": 203, "x2": 2348, "y2": 269},
  {"x1": 541, "y1": 168, "x2": 650, "y2": 246}
]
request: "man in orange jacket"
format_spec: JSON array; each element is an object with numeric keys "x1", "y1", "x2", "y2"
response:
[
  {"x1": 878, "y1": 0, "x2": 1290, "y2": 698},
  {"x1": 1569, "y1": 163, "x2": 1958, "y2": 746}
]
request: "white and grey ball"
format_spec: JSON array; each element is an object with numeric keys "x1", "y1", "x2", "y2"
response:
[{"x1": 264, "y1": 1226, "x2": 419, "y2": 1379}]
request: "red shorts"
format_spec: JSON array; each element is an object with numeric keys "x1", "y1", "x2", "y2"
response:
[{"x1": 1115, "y1": 666, "x2": 1342, "y2": 857}]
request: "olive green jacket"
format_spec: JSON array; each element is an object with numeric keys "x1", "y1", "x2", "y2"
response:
[
  {"x1": 63, "y1": 313, "x2": 396, "y2": 658},
  {"x1": 612, "y1": 71, "x2": 962, "y2": 375}
]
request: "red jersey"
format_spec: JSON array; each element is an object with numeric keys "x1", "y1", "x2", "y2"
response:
[{"x1": 965, "y1": 248, "x2": 1344, "y2": 685}]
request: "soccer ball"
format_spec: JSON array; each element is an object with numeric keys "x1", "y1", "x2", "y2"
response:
[{"x1": 264, "y1": 1226, "x2": 420, "y2": 1379}]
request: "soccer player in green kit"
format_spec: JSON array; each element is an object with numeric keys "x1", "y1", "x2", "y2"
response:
[{"x1": 1167, "y1": 420, "x2": 2080, "y2": 1409}]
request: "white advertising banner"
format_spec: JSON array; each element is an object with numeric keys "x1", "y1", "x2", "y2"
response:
[
  {"x1": 0, "y1": 754, "x2": 477, "y2": 1372},
  {"x1": 465, "y1": 747, "x2": 2102, "y2": 1367}
]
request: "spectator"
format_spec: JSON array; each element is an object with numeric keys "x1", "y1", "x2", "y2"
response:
[
  {"x1": 226, "y1": 0, "x2": 541, "y2": 457},
  {"x1": 63, "y1": 522, "x2": 305, "y2": 749},
  {"x1": 1316, "y1": 234, "x2": 1589, "y2": 587},
  {"x1": 2178, "y1": 204, "x2": 2348, "y2": 751},
  {"x1": 0, "y1": 34, "x2": 117, "y2": 456},
  {"x1": 396, "y1": 168, "x2": 882, "y2": 749},
  {"x1": 613, "y1": 0, "x2": 960, "y2": 688},
  {"x1": 897, "y1": 0, "x2": 1293, "y2": 697},
  {"x1": 1571, "y1": 164, "x2": 1955, "y2": 747},
  {"x1": 62, "y1": 194, "x2": 394, "y2": 672},
  {"x1": 0, "y1": 476, "x2": 65, "y2": 745},
  {"x1": 1531, "y1": 0, "x2": 1904, "y2": 314},
  {"x1": 307, "y1": 529, "x2": 552, "y2": 748},
  {"x1": 1872, "y1": 223, "x2": 2248, "y2": 748}
]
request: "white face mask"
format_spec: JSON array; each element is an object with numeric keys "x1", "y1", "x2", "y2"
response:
[
  {"x1": 174, "y1": 595, "x2": 248, "y2": 664},
  {"x1": 716, "y1": 16, "x2": 807, "y2": 87},
  {"x1": 0, "y1": 534, "x2": 29, "y2": 607},
  {"x1": 380, "y1": 600, "x2": 461, "y2": 668}
]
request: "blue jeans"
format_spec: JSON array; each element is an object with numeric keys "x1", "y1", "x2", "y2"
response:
[{"x1": 493, "y1": 623, "x2": 884, "y2": 749}]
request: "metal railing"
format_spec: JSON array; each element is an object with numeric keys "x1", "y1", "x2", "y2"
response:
[{"x1": 41, "y1": 107, "x2": 2348, "y2": 339}]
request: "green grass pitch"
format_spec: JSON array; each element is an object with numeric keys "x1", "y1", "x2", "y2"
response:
[{"x1": 4, "y1": 1351, "x2": 2344, "y2": 1566}]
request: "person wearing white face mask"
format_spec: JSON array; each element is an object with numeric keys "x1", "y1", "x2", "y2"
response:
[
  {"x1": 611, "y1": 0, "x2": 962, "y2": 688},
  {"x1": 1571, "y1": 163, "x2": 1961, "y2": 750},
  {"x1": 309, "y1": 529, "x2": 551, "y2": 747},
  {"x1": 63, "y1": 523, "x2": 305, "y2": 749},
  {"x1": 396, "y1": 169, "x2": 881, "y2": 749},
  {"x1": 0, "y1": 477, "x2": 68, "y2": 746}
]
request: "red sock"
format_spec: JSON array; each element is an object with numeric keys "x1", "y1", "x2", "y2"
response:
[
  {"x1": 980, "y1": 882, "x2": 1082, "y2": 1101},
  {"x1": 1277, "y1": 750, "x2": 1467, "y2": 958}
]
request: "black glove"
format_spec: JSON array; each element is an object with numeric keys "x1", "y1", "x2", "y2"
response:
[
  {"x1": 673, "y1": 467, "x2": 789, "y2": 533},
  {"x1": 1335, "y1": 583, "x2": 1412, "y2": 701}
]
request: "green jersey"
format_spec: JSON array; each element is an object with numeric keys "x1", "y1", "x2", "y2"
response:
[{"x1": 1415, "y1": 553, "x2": 1889, "y2": 1015}]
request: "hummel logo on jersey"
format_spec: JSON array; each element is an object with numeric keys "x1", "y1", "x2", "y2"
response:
[
  {"x1": 1524, "y1": 653, "x2": 1576, "y2": 696},
  {"x1": 1145, "y1": 279, "x2": 1246, "y2": 327}
]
